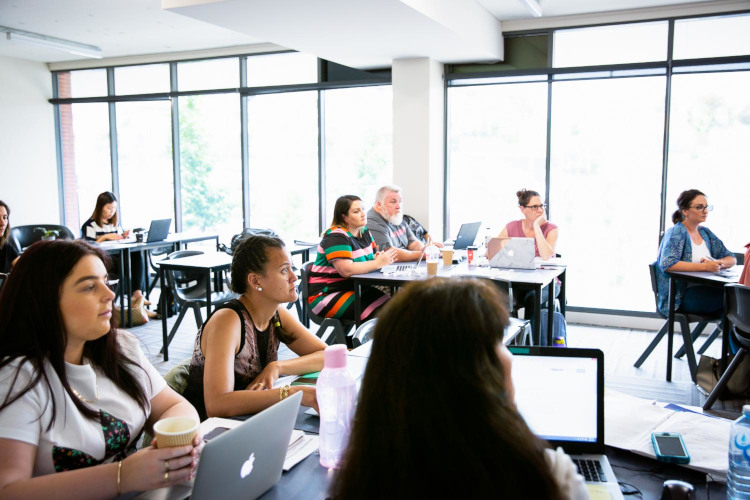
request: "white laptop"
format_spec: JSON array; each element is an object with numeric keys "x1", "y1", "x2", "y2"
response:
[
  {"x1": 509, "y1": 347, "x2": 624, "y2": 500},
  {"x1": 487, "y1": 237, "x2": 536, "y2": 270},
  {"x1": 138, "y1": 391, "x2": 302, "y2": 500}
]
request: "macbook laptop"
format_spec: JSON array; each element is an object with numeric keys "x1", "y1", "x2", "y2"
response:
[
  {"x1": 139, "y1": 391, "x2": 302, "y2": 500},
  {"x1": 487, "y1": 237, "x2": 535, "y2": 270},
  {"x1": 146, "y1": 218, "x2": 172, "y2": 243},
  {"x1": 451, "y1": 222, "x2": 482, "y2": 250},
  {"x1": 508, "y1": 347, "x2": 624, "y2": 500}
]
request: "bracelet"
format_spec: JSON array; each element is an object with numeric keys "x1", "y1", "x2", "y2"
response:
[
  {"x1": 116, "y1": 460, "x2": 122, "y2": 496},
  {"x1": 279, "y1": 384, "x2": 290, "y2": 400}
]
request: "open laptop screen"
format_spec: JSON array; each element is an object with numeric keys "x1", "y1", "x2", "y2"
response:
[{"x1": 509, "y1": 347, "x2": 604, "y2": 452}]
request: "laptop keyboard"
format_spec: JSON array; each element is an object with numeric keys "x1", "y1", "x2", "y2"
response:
[{"x1": 573, "y1": 458, "x2": 607, "y2": 482}]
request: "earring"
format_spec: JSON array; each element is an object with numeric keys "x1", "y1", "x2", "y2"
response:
[{"x1": 256, "y1": 286, "x2": 263, "y2": 292}]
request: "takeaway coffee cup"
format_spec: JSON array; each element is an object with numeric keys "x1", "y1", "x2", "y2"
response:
[
  {"x1": 442, "y1": 249, "x2": 454, "y2": 266},
  {"x1": 426, "y1": 260, "x2": 439, "y2": 276},
  {"x1": 153, "y1": 416, "x2": 198, "y2": 448}
]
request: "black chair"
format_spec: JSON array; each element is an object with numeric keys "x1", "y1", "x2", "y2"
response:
[
  {"x1": 10, "y1": 224, "x2": 76, "y2": 253},
  {"x1": 703, "y1": 284, "x2": 750, "y2": 410},
  {"x1": 161, "y1": 250, "x2": 235, "y2": 357},
  {"x1": 634, "y1": 263, "x2": 721, "y2": 382},
  {"x1": 145, "y1": 246, "x2": 171, "y2": 300},
  {"x1": 351, "y1": 319, "x2": 377, "y2": 348},
  {"x1": 300, "y1": 261, "x2": 353, "y2": 346}
]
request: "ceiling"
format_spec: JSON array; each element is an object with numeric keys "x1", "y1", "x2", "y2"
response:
[{"x1": 0, "y1": 0, "x2": 745, "y2": 68}]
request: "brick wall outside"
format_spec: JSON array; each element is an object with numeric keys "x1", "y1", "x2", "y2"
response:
[{"x1": 57, "y1": 72, "x2": 80, "y2": 233}]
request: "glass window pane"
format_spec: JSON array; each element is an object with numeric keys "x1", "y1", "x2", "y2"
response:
[
  {"x1": 666, "y1": 71, "x2": 750, "y2": 253},
  {"x1": 58, "y1": 69, "x2": 108, "y2": 98},
  {"x1": 248, "y1": 92, "x2": 319, "y2": 241},
  {"x1": 553, "y1": 22, "x2": 668, "y2": 67},
  {"x1": 179, "y1": 94, "x2": 242, "y2": 243},
  {"x1": 550, "y1": 77, "x2": 666, "y2": 311},
  {"x1": 60, "y1": 103, "x2": 112, "y2": 232},
  {"x1": 246, "y1": 52, "x2": 318, "y2": 87},
  {"x1": 116, "y1": 101, "x2": 174, "y2": 230},
  {"x1": 448, "y1": 83, "x2": 548, "y2": 238},
  {"x1": 114, "y1": 64, "x2": 170, "y2": 95},
  {"x1": 674, "y1": 14, "x2": 750, "y2": 60},
  {"x1": 452, "y1": 34, "x2": 549, "y2": 73},
  {"x1": 323, "y1": 86, "x2": 393, "y2": 225},
  {"x1": 178, "y1": 58, "x2": 239, "y2": 91}
]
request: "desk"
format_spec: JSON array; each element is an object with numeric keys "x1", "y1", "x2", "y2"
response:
[
  {"x1": 664, "y1": 266, "x2": 743, "y2": 383},
  {"x1": 351, "y1": 262, "x2": 565, "y2": 346},
  {"x1": 158, "y1": 252, "x2": 232, "y2": 361}
]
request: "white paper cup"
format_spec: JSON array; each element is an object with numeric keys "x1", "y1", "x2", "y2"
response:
[{"x1": 153, "y1": 416, "x2": 198, "y2": 448}]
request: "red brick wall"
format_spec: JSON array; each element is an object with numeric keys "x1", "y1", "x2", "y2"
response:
[{"x1": 57, "y1": 72, "x2": 80, "y2": 233}]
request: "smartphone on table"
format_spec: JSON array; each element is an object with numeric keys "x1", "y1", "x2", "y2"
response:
[{"x1": 651, "y1": 432, "x2": 690, "y2": 464}]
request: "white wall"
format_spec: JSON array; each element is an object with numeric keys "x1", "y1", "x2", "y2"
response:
[{"x1": 0, "y1": 55, "x2": 59, "y2": 226}]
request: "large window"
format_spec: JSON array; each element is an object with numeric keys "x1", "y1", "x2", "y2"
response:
[
  {"x1": 323, "y1": 86, "x2": 393, "y2": 225},
  {"x1": 448, "y1": 81, "x2": 548, "y2": 238},
  {"x1": 179, "y1": 94, "x2": 243, "y2": 243},
  {"x1": 247, "y1": 91, "x2": 320, "y2": 241},
  {"x1": 666, "y1": 70, "x2": 750, "y2": 252}
]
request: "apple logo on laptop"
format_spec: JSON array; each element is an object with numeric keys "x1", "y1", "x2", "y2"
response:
[
  {"x1": 508, "y1": 249, "x2": 515, "y2": 257},
  {"x1": 240, "y1": 453, "x2": 256, "y2": 478}
]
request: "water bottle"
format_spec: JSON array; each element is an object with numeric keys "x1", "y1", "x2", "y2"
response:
[
  {"x1": 317, "y1": 344, "x2": 357, "y2": 469},
  {"x1": 728, "y1": 405, "x2": 750, "y2": 498}
]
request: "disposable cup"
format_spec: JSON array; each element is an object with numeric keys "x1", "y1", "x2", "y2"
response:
[
  {"x1": 426, "y1": 260, "x2": 439, "y2": 276},
  {"x1": 442, "y1": 249, "x2": 454, "y2": 266},
  {"x1": 153, "y1": 416, "x2": 198, "y2": 448}
]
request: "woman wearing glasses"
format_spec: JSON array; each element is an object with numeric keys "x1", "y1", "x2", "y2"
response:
[
  {"x1": 497, "y1": 189, "x2": 559, "y2": 323},
  {"x1": 656, "y1": 189, "x2": 735, "y2": 316}
]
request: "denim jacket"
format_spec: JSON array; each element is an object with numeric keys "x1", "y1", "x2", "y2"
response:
[{"x1": 655, "y1": 222, "x2": 731, "y2": 316}]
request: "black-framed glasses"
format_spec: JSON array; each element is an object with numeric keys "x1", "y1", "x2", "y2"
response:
[
  {"x1": 523, "y1": 204, "x2": 547, "y2": 210},
  {"x1": 690, "y1": 205, "x2": 713, "y2": 212}
]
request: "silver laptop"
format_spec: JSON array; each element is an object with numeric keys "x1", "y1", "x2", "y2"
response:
[
  {"x1": 487, "y1": 237, "x2": 535, "y2": 270},
  {"x1": 139, "y1": 391, "x2": 302, "y2": 500},
  {"x1": 146, "y1": 219, "x2": 172, "y2": 243},
  {"x1": 509, "y1": 347, "x2": 624, "y2": 500}
]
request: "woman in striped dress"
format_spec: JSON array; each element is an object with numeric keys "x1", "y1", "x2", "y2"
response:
[{"x1": 309, "y1": 195, "x2": 397, "y2": 322}]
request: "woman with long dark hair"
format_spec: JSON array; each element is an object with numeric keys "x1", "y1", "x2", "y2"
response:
[
  {"x1": 330, "y1": 278, "x2": 587, "y2": 499},
  {"x1": 81, "y1": 191, "x2": 151, "y2": 315},
  {"x1": 655, "y1": 189, "x2": 735, "y2": 316},
  {"x1": 0, "y1": 200, "x2": 19, "y2": 273},
  {"x1": 0, "y1": 240, "x2": 202, "y2": 498},
  {"x1": 183, "y1": 235, "x2": 326, "y2": 419},
  {"x1": 308, "y1": 195, "x2": 397, "y2": 321}
]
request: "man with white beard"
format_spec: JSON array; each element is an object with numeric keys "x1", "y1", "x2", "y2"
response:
[{"x1": 366, "y1": 185, "x2": 425, "y2": 262}]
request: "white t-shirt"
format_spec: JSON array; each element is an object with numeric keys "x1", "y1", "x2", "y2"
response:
[
  {"x1": 691, "y1": 239, "x2": 711, "y2": 263},
  {"x1": 0, "y1": 331, "x2": 166, "y2": 476}
]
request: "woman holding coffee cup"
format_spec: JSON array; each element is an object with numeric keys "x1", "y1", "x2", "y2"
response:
[
  {"x1": 0, "y1": 240, "x2": 202, "y2": 498},
  {"x1": 184, "y1": 234, "x2": 329, "y2": 419}
]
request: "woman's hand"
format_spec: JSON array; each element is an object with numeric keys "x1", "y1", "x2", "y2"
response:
[
  {"x1": 247, "y1": 361, "x2": 281, "y2": 391},
  {"x1": 700, "y1": 258, "x2": 721, "y2": 272},
  {"x1": 533, "y1": 212, "x2": 548, "y2": 229},
  {"x1": 121, "y1": 435, "x2": 202, "y2": 493},
  {"x1": 292, "y1": 386, "x2": 319, "y2": 413},
  {"x1": 122, "y1": 229, "x2": 131, "y2": 239},
  {"x1": 374, "y1": 248, "x2": 397, "y2": 268}
]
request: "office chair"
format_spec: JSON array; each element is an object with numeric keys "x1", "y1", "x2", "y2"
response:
[
  {"x1": 10, "y1": 224, "x2": 76, "y2": 253},
  {"x1": 703, "y1": 284, "x2": 750, "y2": 410},
  {"x1": 300, "y1": 261, "x2": 353, "y2": 346},
  {"x1": 634, "y1": 263, "x2": 721, "y2": 382},
  {"x1": 161, "y1": 250, "x2": 235, "y2": 359}
]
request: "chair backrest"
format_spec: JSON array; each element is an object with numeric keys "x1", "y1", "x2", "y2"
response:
[
  {"x1": 10, "y1": 224, "x2": 76, "y2": 253},
  {"x1": 300, "y1": 261, "x2": 324, "y2": 325},
  {"x1": 352, "y1": 318, "x2": 377, "y2": 347},
  {"x1": 165, "y1": 250, "x2": 205, "y2": 303},
  {"x1": 726, "y1": 284, "x2": 750, "y2": 347},
  {"x1": 648, "y1": 263, "x2": 664, "y2": 318}
]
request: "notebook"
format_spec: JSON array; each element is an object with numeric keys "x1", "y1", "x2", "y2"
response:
[
  {"x1": 451, "y1": 222, "x2": 482, "y2": 250},
  {"x1": 145, "y1": 218, "x2": 172, "y2": 243},
  {"x1": 138, "y1": 391, "x2": 302, "y2": 500},
  {"x1": 508, "y1": 347, "x2": 624, "y2": 500},
  {"x1": 487, "y1": 237, "x2": 535, "y2": 270}
]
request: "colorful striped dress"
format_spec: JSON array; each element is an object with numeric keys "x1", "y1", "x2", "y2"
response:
[{"x1": 308, "y1": 226, "x2": 389, "y2": 321}]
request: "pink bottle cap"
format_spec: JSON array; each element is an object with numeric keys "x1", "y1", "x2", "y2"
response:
[{"x1": 324, "y1": 344, "x2": 348, "y2": 369}]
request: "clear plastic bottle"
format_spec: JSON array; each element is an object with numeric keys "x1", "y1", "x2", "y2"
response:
[
  {"x1": 728, "y1": 405, "x2": 750, "y2": 499},
  {"x1": 317, "y1": 344, "x2": 357, "y2": 469}
]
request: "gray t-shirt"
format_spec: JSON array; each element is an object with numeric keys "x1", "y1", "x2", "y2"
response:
[{"x1": 366, "y1": 208, "x2": 418, "y2": 251}]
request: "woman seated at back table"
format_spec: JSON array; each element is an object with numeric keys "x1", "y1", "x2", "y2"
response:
[
  {"x1": 330, "y1": 278, "x2": 588, "y2": 499},
  {"x1": 308, "y1": 195, "x2": 397, "y2": 322},
  {"x1": 497, "y1": 188, "x2": 560, "y2": 319},
  {"x1": 0, "y1": 200, "x2": 20, "y2": 273},
  {"x1": 656, "y1": 189, "x2": 735, "y2": 317},
  {"x1": 0, "y1": 240, "x2": 202, "y2": 498},
  {"x1": 183, "y1": 235, "x2": 326, "y2": 419},
  {"x1": 81, "y1": 191, "x2": 151, "y2": 315}
]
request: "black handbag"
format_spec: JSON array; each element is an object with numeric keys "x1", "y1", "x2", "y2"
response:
[{"x1": 219, "y1": 228, "x2": 280, "y2": 255}]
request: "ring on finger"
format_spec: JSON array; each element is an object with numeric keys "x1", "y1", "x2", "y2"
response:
[
  {"x1": 258, "y1": 382, "x2": 264, "y2": 388},
  {"x1": 164, "y1": 471, "x2": 170, "y2": 482},
  {"x1": 164, "y1": 460, "x2": 170, "y2": 472}
]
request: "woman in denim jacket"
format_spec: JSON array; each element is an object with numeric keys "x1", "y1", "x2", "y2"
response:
[{"x1": 655, "y1": 189, "x2": 735, "y2": 317}]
